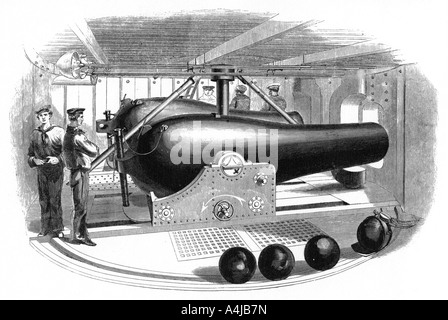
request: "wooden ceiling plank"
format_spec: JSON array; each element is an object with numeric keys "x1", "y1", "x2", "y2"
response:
[
  {"x1": 69, "y1": 18, "x2": 109, "y2": 64},
  {"x1": 188, "y1": 16, "x2": 322, "y2": 65}
]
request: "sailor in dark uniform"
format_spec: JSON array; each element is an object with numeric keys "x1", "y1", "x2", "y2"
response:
[
  {"x1": 27, "y1": 105, "x2": 65, "y2": 237},
  {"x1": 260, "y1": 83, "x2": 287, "y2": 111},
  {"x1": 63, "y1": 108, "x2": 99, "y2": 246},
  {"x1": 230, "y1": 85, "x2": 251, "y2": 110}
]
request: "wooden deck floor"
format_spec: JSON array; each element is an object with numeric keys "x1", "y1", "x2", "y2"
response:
[{"x1": 25, "y1": 166, "x2": 421, "y2": 291}]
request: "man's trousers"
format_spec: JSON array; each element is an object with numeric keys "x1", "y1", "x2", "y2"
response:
[
  {"x1": 70, "y1": 169, "x2": 91, "y2": 240},
  {"x1": 37, "y1": 167, "x2": 64, "y2": 234}
]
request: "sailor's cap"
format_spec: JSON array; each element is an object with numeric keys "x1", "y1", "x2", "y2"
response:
[
  {"x1": 67, "y1": 108, "x2": 85, "y2": 115},
  {"x1": 35, "y1": 105, "x2": 52, "y2": 115},
  {"x1": 235, "y1": 84, "x2": 247, "y2": 93},
  {"x1": 267, "y1": 83, "x2": 281, "y2": 91}
]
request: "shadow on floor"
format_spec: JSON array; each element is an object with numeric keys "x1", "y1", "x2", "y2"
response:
[
  {"x1": 192, "y1": 245, "x2": 369, "y2": 285},
  {"x1": 26, "y1": 216, "x2": 72, "y2": 234}
]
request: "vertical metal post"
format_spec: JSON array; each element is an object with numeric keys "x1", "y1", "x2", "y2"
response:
[
  {"x1": 92, "y1": 85, "x2": 97, "y2": 143},
  {"x1": 215, "y1": 79, "x2": 223, "y2": 115},
  {"x1": 211, "y1": 66, "x2": 234, "y2": 116},
  {"x1": 215, "y1": 79, "x2": 231, "y2": 116},
  {"x1": 221, "y1": 79, "x2": 230, "y2": 115},
  {"x1": 114, "y1": 128, "x2": 129, "y2": 207},
  {"x1": 63, "y1": 85, "x2": 67, "y2": 128},
  {"x1": 357, "y1": 69, "x2": 366, "y2": 95},
  {"x1": 396, "y1": 66, "x2": 406, "y2": 210},
  {"x1": 104, "y1": 110, "x2": 115, "y2": 166}
]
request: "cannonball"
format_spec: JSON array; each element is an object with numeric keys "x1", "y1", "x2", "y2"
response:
[
  {"x1": 258, "y1": 244, "x2": 295, "y2": 281},
  {"x1": 304, "y1": 235, "x2": 341, "y2": 271},
  {"x1": 357, "y1": 216, "x2": 392, "y2": 253},
  {"x1": 219, "y1": 247, "x2": 257, "y2": 284}
]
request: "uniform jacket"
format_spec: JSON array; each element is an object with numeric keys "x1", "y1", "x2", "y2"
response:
[
  {"x1": 28, "y1": 125, "x2": 65, "y2": 173},
  {"x1": 230, "y1": 93, "x2": 251, "y2": 110},
  {"x1": 63, "y1": 126, "x2": 99, "y2": 171},
  {"x1": 199, "y1": 95, "x2": 216, "y2": 105},
  {"x1": 261, "y1": 95, "x2": 287, "y2": 111}
]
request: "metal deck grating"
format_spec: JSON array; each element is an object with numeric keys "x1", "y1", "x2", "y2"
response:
[
  {"x1": 169, "y1": 227, "x2": 249, "y2": 261},
  {"x1": 169, "y1": 219, "x2": 325, "y2": 261},
  {"x1": 243, "y1": 219, "x2": 325, "y2": 249}
]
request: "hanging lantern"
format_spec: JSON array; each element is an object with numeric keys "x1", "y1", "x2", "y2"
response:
[{"x1": 55, "y1": 50, "x2": 93, "y2": 79}]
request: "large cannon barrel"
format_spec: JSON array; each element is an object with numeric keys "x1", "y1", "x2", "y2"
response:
[
  {"x1": 106, "y1": 97, "x2": 304, "y2": 133},
  {"x1": 120, "y1": 113, "x2": 388, "y2": 197}
]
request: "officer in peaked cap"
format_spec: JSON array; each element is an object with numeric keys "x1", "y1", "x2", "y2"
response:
[
  {"x1": 261, "y1": 82, "x2": 287, "y2": 111},
  {"x1": 66, "y1": 107, "x2": 86, "y2": 116},
  {"x1": 199, "y1": 85, "x2": 216, "y2": 104},
  {"x1": 267, "y1": 83, "x2": 281, "y2": 92},
  {"x1": 63, "y1": 107, "x2": 99, "y2": 246},
  {"x1": 27, "y1": 104, "x2": 65, "y2": 237},
  {"x1": 230, "y1": 84, "x2": 251, "y2": 111}
]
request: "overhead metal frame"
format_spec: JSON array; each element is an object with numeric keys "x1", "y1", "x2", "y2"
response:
[{"x1": 188, "y1": 16, "x2": 322, "y2": 66}]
